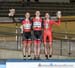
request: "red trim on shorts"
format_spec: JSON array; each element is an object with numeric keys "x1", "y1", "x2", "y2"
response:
[{"x1": 34, "y1": 40, "x2": 41, "y2": 45}]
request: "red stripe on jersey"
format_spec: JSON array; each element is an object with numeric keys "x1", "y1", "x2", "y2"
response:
[
  {"x1": 22, "y1": 19, "x2": 31, "y2": 32},
  {"x1": 33, "y1": 17, "x2": 42, "y2": 31},
  {"x1": 44, "y1": 19, "x2": 60, "y2": 31}
]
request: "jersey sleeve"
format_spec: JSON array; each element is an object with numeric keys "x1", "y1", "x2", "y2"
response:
[{"x1": 52, "y1": 19, "x2": 60, "y2": 26}]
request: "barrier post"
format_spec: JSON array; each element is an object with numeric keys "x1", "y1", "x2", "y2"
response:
[
  {"x1": 60, "y1": 40, "x2": 62, "y2": 56},
  {"x1": 68, "y1": 40, "x2": 71, "y2": 56}
]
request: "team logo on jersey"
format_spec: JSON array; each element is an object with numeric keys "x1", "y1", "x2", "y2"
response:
[
  {"x1": 23, "y1": 23, "x2": 31, "y2": 29},
  {"x1": 33, "y1": 22, "x2": 41, "y2": 28},
  {"x1": 45, "y1": 23, "x2": 49, "y2": 28},
  {"x1": 44, "y1": 21, "x2": 50, "y2": 29}
]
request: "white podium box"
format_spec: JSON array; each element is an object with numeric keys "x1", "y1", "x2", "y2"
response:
[{"x1": 6, "y1": 61, "x2": 75, "y2": 68}]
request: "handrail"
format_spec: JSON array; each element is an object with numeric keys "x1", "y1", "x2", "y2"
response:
[
  {"x1": 0, "y1": 16, "x2": 75, "y2": 23},
  {"x1": 0, "y1": 28, "x2": 75, "y2": 40}
]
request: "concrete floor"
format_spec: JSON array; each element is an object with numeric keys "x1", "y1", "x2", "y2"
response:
[{"x1": 0, "y1": 49, "x2": 74, "y2": 59}]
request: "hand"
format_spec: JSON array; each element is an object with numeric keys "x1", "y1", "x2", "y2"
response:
[{"x1": 57, "y1": 11, "x2": 61, "y2": 19}]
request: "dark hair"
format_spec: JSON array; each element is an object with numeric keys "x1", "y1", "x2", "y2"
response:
[{"x1": 44, "y1": 12, "x2": 51, "y2": 20}]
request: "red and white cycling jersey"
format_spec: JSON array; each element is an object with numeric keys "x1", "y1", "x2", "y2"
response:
[
  {"x1": 22, "y1": 19, "x2": 31, "y2": 32},
  {"x1": 44, "y1": 19, "x2": 60, "y2": 31},
  {"x1": 33, "y1": 17, "x2": 42, "y2": 31},
  {"x1": 43, "y1": 19, "x2": 60, "y2": 44}
]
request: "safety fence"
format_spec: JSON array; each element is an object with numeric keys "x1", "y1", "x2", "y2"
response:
[{"x1": 0, "y1": 24, "x2": 75, "y2": 57}]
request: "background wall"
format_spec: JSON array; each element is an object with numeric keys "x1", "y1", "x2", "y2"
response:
[
  {"x1": 0, "y1": 0, "x2": 70, "y2": 3},
  {"x1": 39, "y1": 0, "x2": 70, "y2": 3}
]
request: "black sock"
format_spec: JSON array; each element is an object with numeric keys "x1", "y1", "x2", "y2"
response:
[
  {"x1": 45, "y1": 55, "x2": 48, "y2": 57},
  {"x1": 45, "y1": 55, "x2": 48, "y2": 59},
  {"x1": 49, "y1": 55, "x2": 52, "y2": 57},
  {"x1": 28, "y1": 55, "x2": 31, "y2": 57},
  {"x1": 23, "y1": 55, "x2": 26, "y2": 57}
]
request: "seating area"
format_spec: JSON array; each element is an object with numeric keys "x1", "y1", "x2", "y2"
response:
[
  {"x1": 0, "y1": 1, "x2": 75, "y2": 38},
  {"x1": 0, "y1": 1, "x2": 75, "y2": 34},
  {"x1": 0, "y1": 2, "x2": 75, "y2": 17}
]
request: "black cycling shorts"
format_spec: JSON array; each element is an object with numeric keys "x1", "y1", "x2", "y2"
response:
[
  {"x1": 33, "y1": 30, "x2": 42, "y2": 40},
  {"x1": 22, "y1": 32, "x2": 32, "y2": 41}
]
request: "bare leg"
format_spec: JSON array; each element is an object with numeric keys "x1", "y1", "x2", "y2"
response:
[
  {"x1": 22, "y1": 41, "x2": 27, "y2": 59},
  {"x1": 44, "y1": 42, "x2": 48, "y2": 59},
  {"x1": 34, "y1": 40, "x2": 37, "y2": 59},
  {"x1": 49, "y1": 42, "x2": 53, "y2": 57},
  {"x1": 44, "y1": 43, "x2": 48, "y2": 55},
  {"x1": 27, "y1": 41, "x2": 31, "y2": 59},
  {"x1": 37, "y1": 40, "x2": 41, "y2": 59}
]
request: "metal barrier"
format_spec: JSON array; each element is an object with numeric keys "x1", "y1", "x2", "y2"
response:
[
  {"x1": 0, "y1": 23, "x2": 75, "y2": 57},
  {"x1": 16, "y1": 28, "x2": 75, "y2": 57}
]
